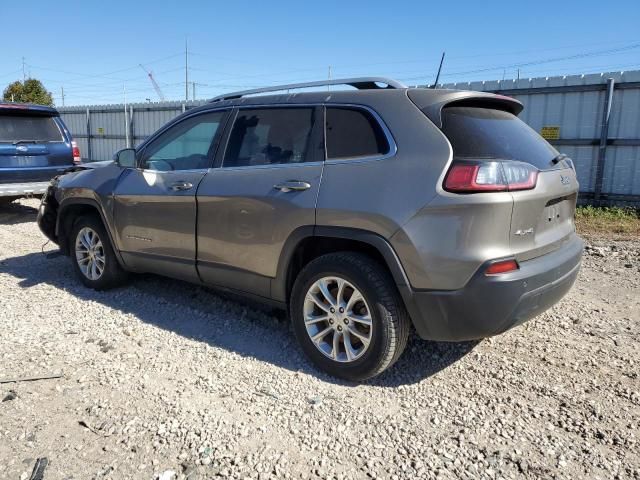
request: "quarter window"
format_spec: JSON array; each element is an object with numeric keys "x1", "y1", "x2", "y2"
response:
[
  {"x1": 325, "y1": 107, "x2": 389, "y2": 160},
  {"x1": 141, "y1": 111, "x2": 226, "y2": 171},
  {"x1": 223, "y1": 108, "x2": 315, "y2": 167}
]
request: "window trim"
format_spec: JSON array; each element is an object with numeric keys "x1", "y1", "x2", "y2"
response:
[
  {"x1": 218, "y1": 106, "x2": 320, "y2": 170},
  {"x1": 137, "y1": 109, "x2": 230, "y2": 172},
  {"x1": 323, "y1": 104, "x2": 397, "y2": 165}
]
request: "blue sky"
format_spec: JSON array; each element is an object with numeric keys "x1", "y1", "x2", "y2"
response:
[{"x1": 2, "y1": 0, "x2": 639, "y2": 106}]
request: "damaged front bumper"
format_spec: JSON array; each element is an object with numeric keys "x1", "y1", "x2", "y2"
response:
[{"x1": 36, "y1": 182, "x2": 60, "y2": 244}]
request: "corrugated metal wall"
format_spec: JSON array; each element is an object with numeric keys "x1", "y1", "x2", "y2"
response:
[
  {"x1": 58, "y1": 70, "x2": 640, "y2": 205},
  {"x1": 443, "y1": 70, "x2": 640, "y2": 204}
]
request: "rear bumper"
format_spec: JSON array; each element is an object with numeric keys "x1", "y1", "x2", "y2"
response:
[
  {"x1": 402, "y1": 234, "x2": 584, "y2": 341},
  {"x1": 0, "y1": 181, "x2": 50, "y2": 197}
]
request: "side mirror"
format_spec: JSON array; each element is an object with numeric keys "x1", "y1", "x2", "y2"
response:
[{"x1": 114, "y1": 148, "x2": 137, "y2": 168}]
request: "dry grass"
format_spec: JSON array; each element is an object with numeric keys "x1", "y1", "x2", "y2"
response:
[{"x1": 575, "y1": 206, "x2": 640, "y2": 240}]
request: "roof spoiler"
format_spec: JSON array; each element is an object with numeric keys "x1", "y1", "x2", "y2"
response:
[{"x1": 407, "y1": 90, "x2": 523, "y2": 128}]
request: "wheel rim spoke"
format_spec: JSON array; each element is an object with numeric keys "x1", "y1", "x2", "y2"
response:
[
  {"x1": 302, "y1": 276, "x2": 373, "y2": 364},
  {"x1": 311, "y1": 326, "x2": 333, "y2": 344},
  {"x1": 331, "y1": 331, "x2": 341, "y2": 360},
  {"x1": 307, "y1": 292, "x2": 330, "y2": 313},
  {"x1": 347, "y1": 325, "x2": 371, "y2": 346},
  {"x1": 317, "y1": 278, "x2": 336, "y2": 306},
  {"x1": 305, "y1": 313, "x2": 328, "y2": 325},
  {"x1": 343, "y1": 331, "x2": 356, "y2": 361},
  {"x1": 346, "y1": 290, "x2": 363, "y2": 312},
  {"x1": 347, "y1": 313, "x2": 372, "y2": 326}
]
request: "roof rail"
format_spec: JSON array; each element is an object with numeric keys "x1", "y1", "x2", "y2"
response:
[{"x1": 209, "y1": 77, "x2": 407, "y2": 102}]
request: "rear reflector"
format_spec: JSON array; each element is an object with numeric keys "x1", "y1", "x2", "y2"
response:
[
  {"x1": 485, "y1": 259, "x2": 519, "y2": 275},
  {"x1": 444, "y1": 160, "x2": 538, "y2": 193},
  {"x1": 72, "y1": 140, "x2": 81, "y2": 164}
]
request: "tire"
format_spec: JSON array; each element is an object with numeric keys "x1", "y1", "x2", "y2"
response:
[
  {"x1": 0, "y1": 196, "x2": 21, "y2": 206},
  {"x1": 290, "y1": 252, "x2": 410, "y2": 381},
  {"x1": 69, "y1": 215, "x2": 127, "y2": 290}
]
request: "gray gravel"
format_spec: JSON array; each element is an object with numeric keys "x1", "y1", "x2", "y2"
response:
[{"x1": 0, "y1": 199, "x2": 639, "y2": 480}]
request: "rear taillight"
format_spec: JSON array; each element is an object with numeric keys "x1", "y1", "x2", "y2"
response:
[
  {"x1": 444, "y1": 160, "x2": 538, "y2": 193},
  {"x1": 72, "y1": 140, "x2": 82, "y2": 165}
]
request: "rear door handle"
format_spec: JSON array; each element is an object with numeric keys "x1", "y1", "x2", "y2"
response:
[
  {"x1": 169, "y1": 181, "x2": 193, "y2": 191},
  {"x1": 273, "y1": 181, "x2": 311, "y2": 192}
]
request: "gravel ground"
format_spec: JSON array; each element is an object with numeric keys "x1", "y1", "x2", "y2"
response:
[{"x1": 0, "y1": 199, "x2": 639, "y2": 480}]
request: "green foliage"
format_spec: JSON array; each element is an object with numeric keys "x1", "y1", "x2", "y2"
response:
[
  {"x1": 2, "y1": 78, "x2": 54, "y2": 106},
  {"x1": 575, "y1": 205, "x2": 639, "y2": 220}
]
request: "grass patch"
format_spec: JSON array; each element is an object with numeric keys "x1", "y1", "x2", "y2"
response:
[{"x1": 575, "y1": 206, "x2": 640, "y2": 239}]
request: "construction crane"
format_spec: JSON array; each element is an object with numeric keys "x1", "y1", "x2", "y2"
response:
[{"x1": 139, "y1": 64, "x2": 166, "y2": 101}]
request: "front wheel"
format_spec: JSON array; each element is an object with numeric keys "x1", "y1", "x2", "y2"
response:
[
  {"x1": 290, "y1": 252, "x2": 410, "y2": 381},
  {"x1": 69, "y1": 215, "x2": 127, "y2": 290}
]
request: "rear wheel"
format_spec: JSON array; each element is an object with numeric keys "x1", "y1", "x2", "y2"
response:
[
  {"x1": 69, "y1": 215, "x2": 127, "y2": 290},
  {"x1": 290, "y1": 252, "x2": 410, "y2": 381}
]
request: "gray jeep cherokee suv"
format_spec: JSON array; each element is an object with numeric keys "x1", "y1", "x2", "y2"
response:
[{"x1": 37, "y1": 77, "x2": 583, "y2": 380}]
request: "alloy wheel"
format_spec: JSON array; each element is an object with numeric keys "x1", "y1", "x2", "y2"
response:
[
  {"x1": 75, "y1": 227, "x2": 105, "y2": 281},
  {"x1": 303, "y1": 276, "x2": 373, "y2": 363}
]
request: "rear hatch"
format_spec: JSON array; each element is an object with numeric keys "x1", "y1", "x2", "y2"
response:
[
  {"x1": 439, "y1": 104, "x2": 579, "y2": 261},
  {"x1": 0, "y1": 105, "x2": 73, "y2": 183}
]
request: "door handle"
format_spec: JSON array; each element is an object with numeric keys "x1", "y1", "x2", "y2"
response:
[
  {"x1": 169, "y1": 181, "x2": 194, "y2": 191},
  {"x1": 273, "y1": 181, "x2": 311, "y2": 193}
]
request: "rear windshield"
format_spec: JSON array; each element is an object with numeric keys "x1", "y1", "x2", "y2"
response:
[
  {"x1": 0, "y1": 115, "x2": 63, "y2": 143},
  {"x1": 441, "y1": 107, "x2": 558, "y2": 170}
]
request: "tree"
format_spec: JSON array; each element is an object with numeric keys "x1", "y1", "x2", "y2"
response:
[{"x1": 3, "y1": 78, "x2": 54, "y2": 106}]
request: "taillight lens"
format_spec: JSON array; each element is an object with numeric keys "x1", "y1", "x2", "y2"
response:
[
  {"x1": 444, "y1": 160, "x2": 538, "y2": 193},
  {"x1": 72, "y1": 140, "x2": 82, "y2": 165},
  {"x1": 485, "y1": 259, "x2": 519, "y2": 275}
]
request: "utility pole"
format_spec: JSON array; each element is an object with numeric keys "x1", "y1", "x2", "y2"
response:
[
  {"x1": 192, "y1": 82, "x2": 196, "y2": 101},
  {"x1": 61, "y1": 87, "x2": 65, "y2": 107},
  {"x1": 327, "y1": 66, "x2": 332, "y2": 91},
  {"x1": 185, "y1": 39, "x2": 189, "y2": 102},
  {"x1": 22, "y1": 57, "x2": 26, "y2": 83}
]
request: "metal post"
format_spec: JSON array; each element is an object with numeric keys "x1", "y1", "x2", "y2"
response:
[
  {"x1": 86, "y1": 108, "x2": 92, "y2": 162},
  {"x1": 594, "y1": 78, "x2": 615, "y2": 203},
  {"x1": 124, "y1": 85, "x2": 129, "y2": 148},
  {"x1": 185, "y1": 39, "x2": 189, "y2": 102},
  {"x1": 129, "y1": 105, "x2": 135, "y2": 148}
]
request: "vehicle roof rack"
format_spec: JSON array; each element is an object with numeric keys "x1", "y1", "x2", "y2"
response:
[{"x1": 209, "y1": 77, "x2": 407, "y2": 102}]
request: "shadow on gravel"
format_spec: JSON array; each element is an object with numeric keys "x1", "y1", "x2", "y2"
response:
[
  {"x1": 0, "y1": 201, "x2": 38, "y2": 225},
  {"x1": 0, "y1": 251, "x2": 478, "y2": 386}
]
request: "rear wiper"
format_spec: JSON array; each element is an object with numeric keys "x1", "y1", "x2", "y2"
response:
[
  {"x1": 550, "y1": 154, "x2": 568, "y2": 165},
  {"x1": 12, "y1": 139, "x2": 40, "y2": 145}
]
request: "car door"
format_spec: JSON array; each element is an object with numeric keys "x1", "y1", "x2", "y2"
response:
[
  {"x1": 113, "y1": 109, "x2": 229, "y2": 282},
  {"x1": 196, "y1": 106, "x2": 323, "y2": 298}
]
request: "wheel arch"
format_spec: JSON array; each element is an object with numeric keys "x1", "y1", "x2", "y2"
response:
[
  {"x1": 272, "y1": 226, "x2": 412, "y2": 304},
  {"x1": 56, "y1": 198, "x2": 125, "y2": 267}
]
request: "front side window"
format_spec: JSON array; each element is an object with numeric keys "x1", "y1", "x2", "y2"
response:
[
  {"x1": 223, "y1": 108, "x2": 315, "y2": 167},
  {"x1": 325, "y1": 107, "x2": 389, "y2": 160},
  {"x1": 141, "y1": 111, "x2": 226, "y2": 171}
]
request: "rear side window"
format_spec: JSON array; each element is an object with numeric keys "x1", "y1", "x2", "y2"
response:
[
  {"x1": 325, "y1": 107, "x2": 389, "y2": 160},
  {"x1": 224, "y1": 108, "x2": 315, "y2": 167},
  {"x1": 441, "y1": 107, "x2": 558, "y2": 170},
  {"x1": 0, "y1": 115, "x2": 63, "y2": 143}
]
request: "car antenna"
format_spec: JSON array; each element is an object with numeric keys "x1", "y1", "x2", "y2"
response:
[{"x1": 430, "y1": 51, "x2": 446, "y2": 89}]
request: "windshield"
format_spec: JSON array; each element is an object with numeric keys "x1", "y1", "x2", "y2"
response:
[
  {"x1": 441, "y1": 106, "x2": 559, "y2": 170},
  {"x1": 0, "y1": 114, "x2": 64, "y2": 143}
]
